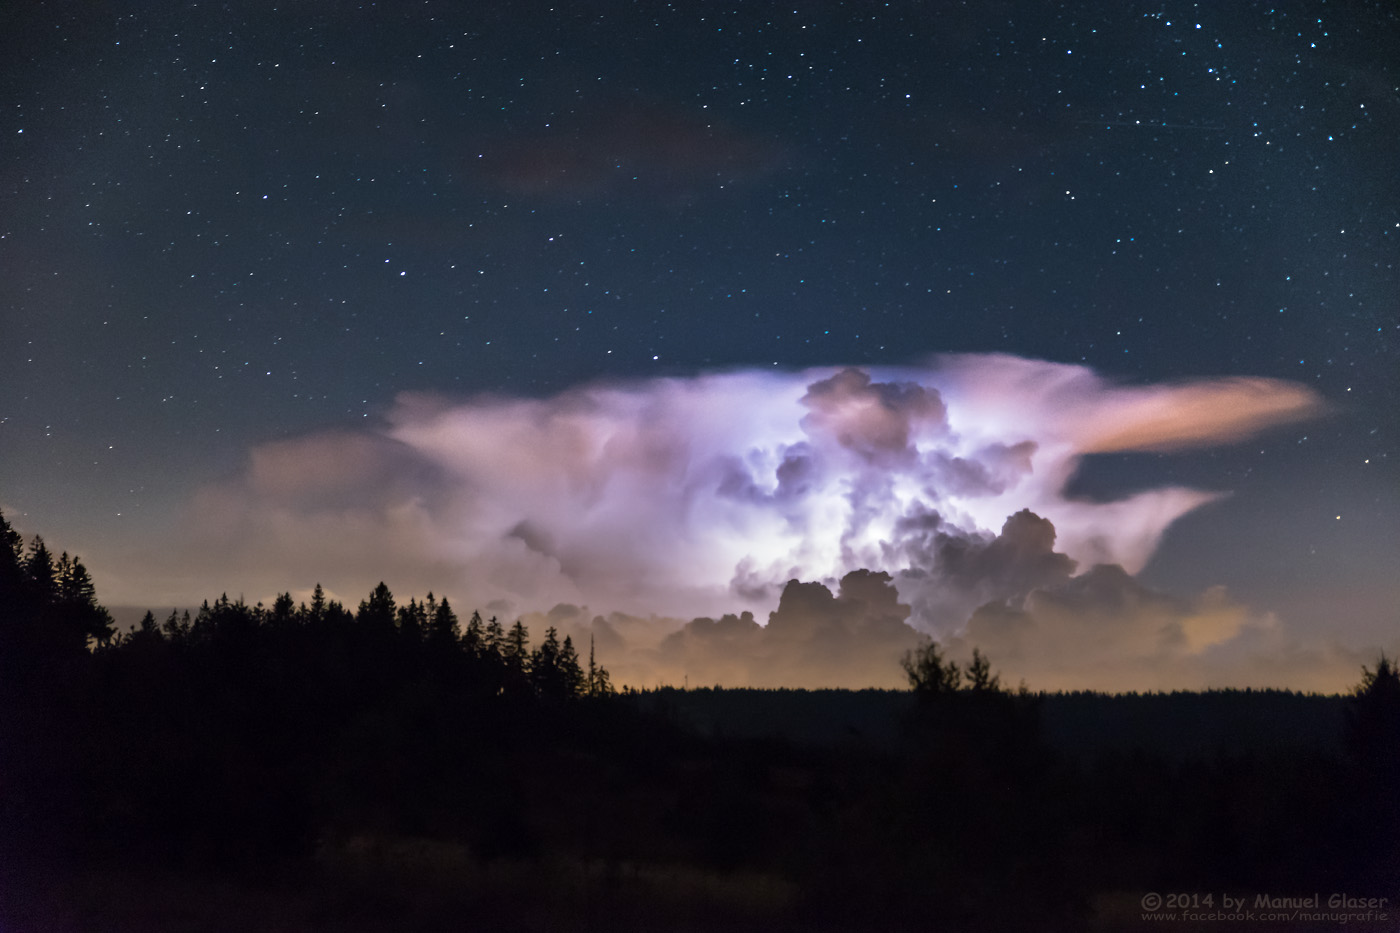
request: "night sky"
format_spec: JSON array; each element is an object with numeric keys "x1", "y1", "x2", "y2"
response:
[{"x1": 3, "y1": 0, "x2": 1396, "y2": 690}]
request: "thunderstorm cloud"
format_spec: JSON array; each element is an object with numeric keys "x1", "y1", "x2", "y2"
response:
[{"x1": 104, "y1": 355, "x2": 1330, "y2": 689}]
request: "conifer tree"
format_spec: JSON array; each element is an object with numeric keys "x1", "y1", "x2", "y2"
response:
[
  {"x1": 0, "y1": 513, "x2": 27, "y2": 656},
  {"x1": 135, "y1": 610, "x2": 161, "y2": 641},
  {"x1": 428, "y1": 595, "x2": 459, "y2": 645},
  {"x1": 1347, "y1": 655, "x2": 1400, "y2": 783},
  {"x1": 54, "y1": 553, "x2": 83, "y2": 604},
  {"x1": 357, "y1": 582, "x2": 396, "y2": 636},
  {"x1": 559, "y1": 635, "x2": 585, "y2": 698},
  {"x1": 396, "y1": 597, "x2": 427, "y2": 641},
  {"x1": 462, "y1": 609, "x2": 485, "y2": 658},
  {"x1": 270, "y1": 592, "x2": 296, "y2": 627},
  {"x1": 0, "y1": 510, "x2": 22, "y2": 574},
  {"x1": 325, "y1": 598, "x2": 353, "y2": 627},
  {"x1": 965, "y1": 648, "x2": 1001, "y2": 693},
  {"x1": 483, "y1": 616, "x2": 505, "y2": 663},
  {"x1": 52, "y1": 551, "x2": 113, "y2": 647},
  {"x1": 308, "y1": 583, "x2": 328, "y2": 625},
  {"x1": 901, "y1": 639, "x2": 962, "y2": 696},
  {"x1": 195, "y1": 593, "x2": 258, "y2": 642},
  {"x1": 24, "y1": 536, "x2": 57, "y2": 605},
  {"x1": 162, "y1": 609, "x2": 192, "y2": 643},
  {"x1": 587, "y1": 635, "x2": 614, "y2": 697},
  {"x1": 531, "y1": 626, "x2": 562, "y2": 696},
  {"x1": 504, "y1": 619, "x2": 531, "y2": 672}
]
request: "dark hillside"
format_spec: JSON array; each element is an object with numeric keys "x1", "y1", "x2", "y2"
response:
[{"x1": 631, "y1": 686, "x2": 1347, "y2": 761}]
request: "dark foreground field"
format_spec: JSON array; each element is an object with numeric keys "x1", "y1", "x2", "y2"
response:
[
  {"x1": 1, "y1": 526, "x2": 1396, "y2": 930},
  {"x1": 4, "y1": 662, "x2": 1397, "y2": 930}
]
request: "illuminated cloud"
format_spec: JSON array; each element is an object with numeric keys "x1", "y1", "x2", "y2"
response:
[
  {"x1": 945, "y1": 566, "x2": 1369, "y2": 694},
  {"x1": 510, "y1": 531, "x2": 1370, "y2": 694},
  {"x1": 370, "y1": 356, "x2": 1318, "y2": 623},
  {"x1": 655, "y1": 570, "x2": 924, "y2": 689},
  {"x1": 99, "y1": 354, "x2": 1332, "y2": 686},
  {"x1": 128, "y1": 355, "x2": 1310, "y2": 624}
]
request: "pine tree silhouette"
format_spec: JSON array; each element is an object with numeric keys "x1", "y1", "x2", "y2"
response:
[
  {"x1": 357, "y1": 582, "x2": 396, "y2": 637},
  {"x1": 587, "y1": 635, "x2": 614, "y2": 697},
  {"x1": 428, "y1": 595, "x2": 460, "y2": 645}
]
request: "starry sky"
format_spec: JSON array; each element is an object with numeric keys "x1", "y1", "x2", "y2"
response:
[{"x1": 2, "y1": 0, "x2": 1396, "y2": 689}]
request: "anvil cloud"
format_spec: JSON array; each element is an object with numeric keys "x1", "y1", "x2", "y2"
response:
[{"x1": 135, "y1": 355, "x2": 1320, "y2": 643}]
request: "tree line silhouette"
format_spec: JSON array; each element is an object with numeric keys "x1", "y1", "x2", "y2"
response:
[
  {"x1": 132, "y1": 583, "x2": 612, "y2": 703},
  {"x1": 1, "y1": 508, "x2": 1396, "y2": 931}
]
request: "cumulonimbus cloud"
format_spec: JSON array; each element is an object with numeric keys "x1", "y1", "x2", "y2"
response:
[{"x1": 146, "y1": 355, "x2": 1320, "y2": 641}]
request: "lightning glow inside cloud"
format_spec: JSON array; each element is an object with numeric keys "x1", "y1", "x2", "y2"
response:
[{"x1": 150, "y1": 355, "x2": 1320, "y2": 635}]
